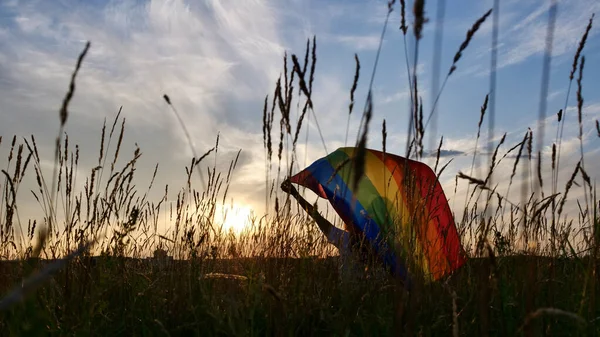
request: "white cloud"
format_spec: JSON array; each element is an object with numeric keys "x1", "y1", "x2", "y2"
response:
[
  {"x1": 333, "y1": 34, "x2": 382, "y2": 51},
  {"x1": 380, "y1": 89, "x2": 410, "y2": 104},
  {"x1": 0, "y1": 0, "x2": 309, "y2": 228}
]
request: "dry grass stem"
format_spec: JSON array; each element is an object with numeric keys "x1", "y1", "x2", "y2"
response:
[
  {"x1": 449, "y1": 9, "x2": 492, "y2": 76},
  {"x1": 59, "y1": 41, "x2": 90, "y2": 127},
  {"x1": 163, "y1": 94, "x2": 209, "y2": 191},
  {"x1": 558, "y1": 161, "x2": 581, "y2": 216},
  {"x1": 458, "y1": 172, "x2": 486, "y2": 188},
  {"x1": 570, "y1": 14, "x2": 594, "y2": 81},
  {"x1": 382, "y1": 119, "x2": 387, "y2": 154},
  {"x1": 353, "y1": 92, "x2": 373, "y2": 193},
  {"x1": 349, "y1": 54, "x2": 360, "y2": 116},
  {"x1": 399, "y1": 0, "x2": 407, "y2": 34},
  {"x1": 520, "y1": 308, "x2": 585, "y2": 332},
  {"x1": 434, "y1": 136, "x2": 443, "y2": 174},
  {"x1": 412, "y1": 0, "x2": 427, "y2": 40}
]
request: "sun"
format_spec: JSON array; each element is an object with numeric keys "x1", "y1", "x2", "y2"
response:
[{"x1": 219, "y1": 204, "x2": 253, "y2": 234}]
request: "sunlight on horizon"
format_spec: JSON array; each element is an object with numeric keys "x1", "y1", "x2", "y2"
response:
[{"x1": 219, "y1": 204, "x2": 254, "y2": 234}]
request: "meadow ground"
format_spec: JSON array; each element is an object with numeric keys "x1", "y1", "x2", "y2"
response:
[{"x1": 0, "y1": 255, "x2": 597, "y2": 336}]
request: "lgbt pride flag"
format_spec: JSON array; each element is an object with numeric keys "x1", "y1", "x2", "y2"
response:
[{"x1": 289, "y1": 147, "x2": 466, "y2": 284}]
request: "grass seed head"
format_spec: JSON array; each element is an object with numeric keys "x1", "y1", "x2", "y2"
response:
[
  {"x1": 382, "y1": 119, "x2": 387, "y2": 154},
  {"x1": 349, "y1": 54, "x2": 360, "y2": 116},
  {"x1": 399, "y1": 0, "x2": 407, "y2": 34},
  {"x1": 412, "y1": 0, "x2": 427, "y2": 40},
  {"x1": 570, "y1": 14, "x2": 594, "y2": 80},
  {"x1": 449, "y1": 9, "x2": 492, "y2": 75}
]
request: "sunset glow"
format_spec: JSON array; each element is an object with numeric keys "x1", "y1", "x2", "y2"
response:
[{"x1": 219, "y1": 204, "x2": 253, "y2": 234}]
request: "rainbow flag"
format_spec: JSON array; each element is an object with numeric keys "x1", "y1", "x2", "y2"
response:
[{"x1": 290, "y1": 147, "x2": 466, "y2": 284}]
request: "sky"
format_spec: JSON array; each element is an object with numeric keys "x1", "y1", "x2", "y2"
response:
[{"x1": 1, "y1": 0, "x2": 599, "y2": 240}]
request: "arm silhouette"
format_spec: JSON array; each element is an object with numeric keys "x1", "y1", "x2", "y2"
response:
[{"x1": 281, "y1": 179, "x2": 334, "y2": 237}]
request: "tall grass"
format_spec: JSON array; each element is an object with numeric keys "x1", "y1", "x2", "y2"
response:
[{"x1": 0, "y1": 3, "x2": 599, "y2": 336}]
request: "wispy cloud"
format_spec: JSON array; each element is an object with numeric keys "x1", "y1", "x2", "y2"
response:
[
  {"x1": 422, "y1": 149, "x2": 467, "y2": 158},
  {"x1": 459, "y1": 0, "x2": 599, "y2": 77},
  {"x1": 380, "y1": 89, "x2": 410, "y2": 105},
  {"x1": 332, "y1": 34, "x2": 382, "y2": 51},
  {"x1": 0, "y1": 0, "x2": 304, "y2": 220}
]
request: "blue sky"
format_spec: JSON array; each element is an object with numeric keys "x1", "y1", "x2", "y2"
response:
[{"x1": 0, "y1": 0, "x2": 599, "y2": 236}]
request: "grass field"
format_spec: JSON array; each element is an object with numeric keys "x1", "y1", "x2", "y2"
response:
[
  {"x1": 1, "y1": 1, "x2": 599, "y2": 336},
  {"x1": 0, "y1": 256, "x2": 597, "y2": 336}
]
